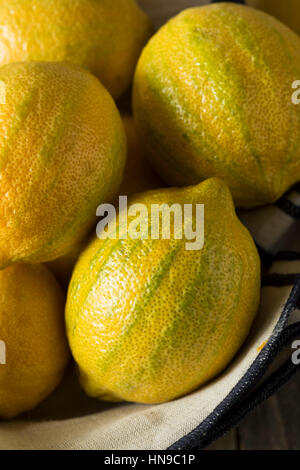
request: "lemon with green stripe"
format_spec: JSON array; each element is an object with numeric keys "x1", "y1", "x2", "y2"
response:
[
  {"x1": 66, "y1": 178, "x2": 260, "y2": 404},
  {"x1": 0, "y1": 61, "x2": 126, "y2": 269},
  {"x1": 0, "y1": 0, "x2": 152, "y2": 100},
  {"x1": 133, "y1": 3, "x2": 300, "y2": 208}
]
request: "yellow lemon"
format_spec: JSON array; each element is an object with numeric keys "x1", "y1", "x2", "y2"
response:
[
  {"x1": 66, "y1": 178, "x2": 260, "y2": 404},
  {"x1": 133, "y1": 3, "x2": 300, "y2": 208},
  {"x1": 0, "y1": 61, "x2": 126, "y2": 269},
  {"x1": 0, "y1": 264, "x2": 69, "y2": 419},
  {"x1": 0, "y1": 0, "x2": 152, "y2": 99}
]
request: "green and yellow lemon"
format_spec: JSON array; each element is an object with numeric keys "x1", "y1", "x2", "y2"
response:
[
  {"x1": 66, "y1": 178, "x2": 261, "y2": 404},
  {"x1": 0, "y1": 61, "x2": 126, "y2": 269},
  {"x1": 133, "y1": 3, "x2": 300, "y2": 208}
]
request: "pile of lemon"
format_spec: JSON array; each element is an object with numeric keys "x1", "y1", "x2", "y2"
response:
[{"x1": 0, "y1": 0, "x2": 299, "y2": 418}]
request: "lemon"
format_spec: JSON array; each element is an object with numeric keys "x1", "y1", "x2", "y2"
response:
[
  {"x1": 66, "y1": 178, "x2": 260, "y2": 404},
  {"x1": 0, "y1": 264, "x2": 69, "y2": 419},
  {"x1": 133, "y1": 3, "x2": 300, "y2": 208},
  {"x1": 0, "y1": 61, "x2": 126, "y2": 269},
  {"x1": 0, "y1": 0, "x2": 152, "y2": 99}
]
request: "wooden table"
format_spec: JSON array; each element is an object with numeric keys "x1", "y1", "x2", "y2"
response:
[{"x1": 139, "y1": 0, "x2": 300, "y2": 450}]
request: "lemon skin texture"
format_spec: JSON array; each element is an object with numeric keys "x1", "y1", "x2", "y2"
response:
[
  {"x1": 0, "y1": 61, "x2": 126, "y2": 269},
  {"x1": 133, "y1": 3, "x2": 300, "y2": 208},
  {"x1": 66, "y1": 178, "x2": 261, "y2": 404},
  {"x1": 0, "y1": 0, "x2": 153, "y2": 100},
  {"x1": 0, "y1": 264, "x2": 69, "y2": 419}
]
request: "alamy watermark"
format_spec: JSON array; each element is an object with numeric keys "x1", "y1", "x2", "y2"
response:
[{"x1": 96, "y1": 196, "x2": 204, "y2": 251}]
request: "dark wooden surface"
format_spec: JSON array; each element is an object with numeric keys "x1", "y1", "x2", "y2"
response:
[
  {"x1": 207, "y1": 373, "x2": 300, "y2": 450},
  {"x1": 139, "y1": 0, "x2": 300, "y2": 450}
]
